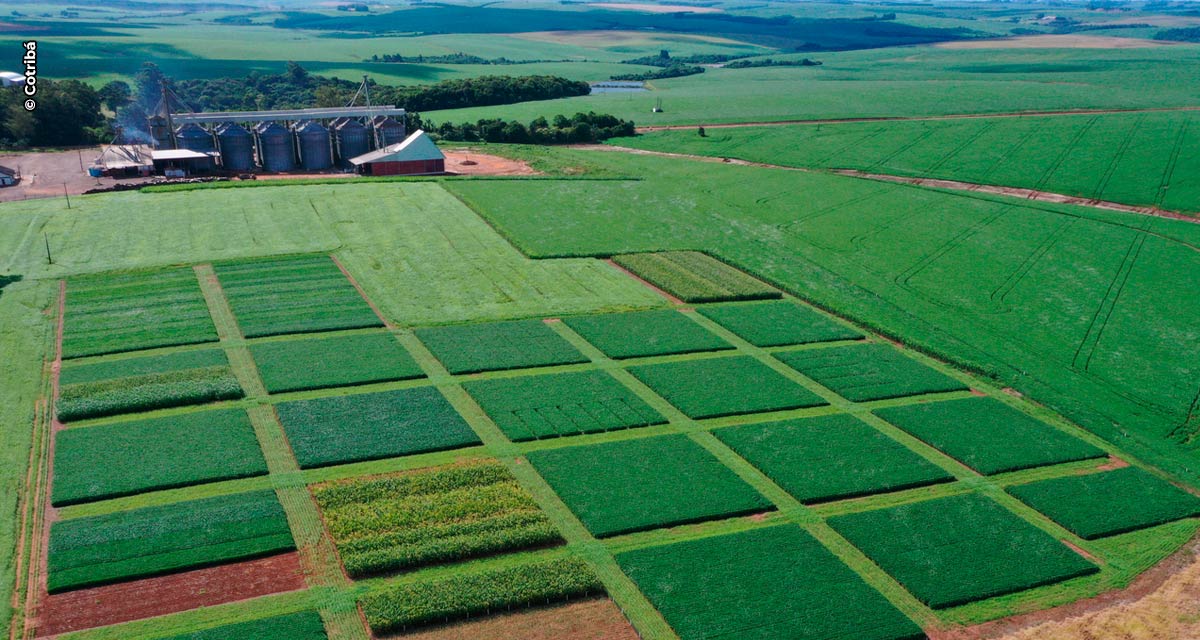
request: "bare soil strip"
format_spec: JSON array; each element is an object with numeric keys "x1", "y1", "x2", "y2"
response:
[
  {"x1": 396, "y1": 598, "x2": 641, "y2": 640},
  {"x1": 34, "y1": 552, "x2": 307, "y2": 637},
  {"x1": 635, "y1": 106, "x2": 1200, "y2": 132}
]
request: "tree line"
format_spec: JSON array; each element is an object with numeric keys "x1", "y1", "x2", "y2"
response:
[{"x1": 418, "y1": 112, "x2": 636, "y2": 144}]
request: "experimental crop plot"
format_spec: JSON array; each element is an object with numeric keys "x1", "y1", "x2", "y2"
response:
[
  {"x1": 214, "y1": 254, "x2": 384, "y2": 338},
  {"x1": 875, "y1": 397, "x2": 1105, "y2": 475},
  {"x1": 51, "y1": 409, "x2": 267, "y2": 507},
  {"x1": 696, "y1": 300, "x2": 863, "y2": 347},
  {"x1": 158, "y1": 611, "x2": 328, "y2": 640},
  {"x1": 276, "y1": 387, "x2": 480, "y2": 468},
  {"x1": 461, "y1": 370, "x2": 665, "y2": 442},
  {"x1": 63, "y1": 268, "x2": 218, "y2": 359},
  {"x1": 527, "y1": 434, "x2": 771, "y2": 537},
  {"x1": 611, "y1": 251, "x2": 781, "y2": 303},
  {"x1": 616, "y1": 526, "x2": 925, "y2": 640},
  {"x1": 415, "y1": 318, "x2": 588, "y2": 374},
  {"x1": 57, "y1": 349, "x2": 244, "y2": 422},
  {"x1": 776, "y1": 343, "x2": 967, "y2": 402},
  {"x1": 714, "y1": 414, "x2": 953, "y2": 504},
  {"x1": 47, "y1": 489, "x2": 295, "y2": 594},
  {"x1": 312, "y1": 461, "x2": 562, "y2": 577},
  {"x1": 360, "y1": 557, "x2": 602, "y2": 635},
  {"x1": 562, "y1": 309, "x2": 731, "y2": 359},
  {"x1": 827, "y1": 493, "x2": 1098, "y2": 608},
  {"x1": 628, "y1": 355, "x2": 827, "y2": 419},
  {"x1": 250, "y1": 332, "x2": 425, "y2": 394},
  {"x1": 1007, "y1": 467, "x2": 1200, "y2": 539}
]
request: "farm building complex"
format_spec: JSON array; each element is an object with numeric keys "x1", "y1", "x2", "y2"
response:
[{"x1": 349, "y1": 130, "x2": 445, "y2": 175}]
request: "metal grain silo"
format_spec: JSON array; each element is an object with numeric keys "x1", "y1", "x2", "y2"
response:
[
  {"x1": 215, "y1": 123, "x2": 254, "y2": 172},
  {"x1": 175, "y1": 123, "x2": 215, "y2": 152},
  {"x1": 293, "y1": 120, "x2": 332, "y2": 171},
  {"x1": 372, "y1": 116, "x2": 406, "y2": 147},
  {"x1": 333, "y1": 118, "x2": 370, "y2": 166},
  {"x1": 148, "y1": 115, "x2": 172, "y2": 149},
  {"x1": 255, "y1": 122, "x2": 295, "y2": 172}
]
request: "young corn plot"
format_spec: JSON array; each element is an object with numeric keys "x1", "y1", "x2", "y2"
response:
[
  {"x1": 696, "y1": 300, "x2": 863, "y2": 347},
  {"x1": 312, "y1": 461, "x2": 562, "y2": 578},
  {"x1": 562, "y1": 309, "x2": 732, "y2": 359},
  {"x1": 214, "y1": 254, "x2": 384, "y2": 338},
  {"x1": 414, "y1": 318, "x2": 588, "y2": 374},
  {"x1": 359, "y1": 557, "x2": 602, "y2": 635},
  {"x1": 63, "y1": 268, "x2": 218, "y2": 359},
  {"x1": 629, "y1": 355, "x2": 827, "y2": 419},
  {"x1": 776, "y1": 342, "x2": 967, "y2": 402},
  {"x1": 611, "y1": 251, "x2": 781, "y2": 303},
  {"x1": 47, "y1": 490, "x2": 295, "y2": 593},
  {"x1": 56, "y1": 349, "x2": 244, "y2": 422},
  {"x1": 51, "y1": 409, "x2": 267, "y2": 507},
  {"x1": 250, "y1": 332, "x2": 425, "y2": 394},
  {"x1": 461, "y1": 370, "x2": 665, "y2": 442}
]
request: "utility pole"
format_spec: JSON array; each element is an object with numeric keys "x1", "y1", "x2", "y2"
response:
[
  {"x1": 63, "y1": 183, "x2": 71, "y2": 209},
  {"x1": 78, "y1": 149, "x2": 84, "y2": 171},
  {"x1": 44, "y1": 233, "x2": 52, "y2": 264}
]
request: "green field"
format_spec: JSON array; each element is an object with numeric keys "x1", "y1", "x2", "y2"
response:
[
  {"x1": 275, "y1": 387, "x2": 481, "y2": 468},
  {"x1": 629, "y1": 356, "x2": 827, "y2": 419},
  {"x1": 63, "y1": 268, "x2": 217, "y2": 359},
  {"x1": 527, "y1": 434, "x2": 771, "y2": 537},
  {"x1": 250, "y1": 332, "x2": 425, "y2": 394},
  {"x1": 616, "y1": 526, "x2": 924, "y2": 640},
  {"x1": 875, "y1": 397, "x2": 1106, "y2": 475},
  {"x1": 415, "y1": 319, "x2": 588, "y2": 374},
  {"x1": 312, "y1": 461, "x2": 561, "y2": 577},
  {"x1": 462, "y1": 370, "x2": 665, "y2": 442},
  {"x1": 215, "y1": 255, "x2": 383, "y2": 338},
  {"x1": 612, "y1": 252, "x2": 780, "y2": 303},
  {"x1": 776, "y1": 343, "x2": 968, "y2": 402},
  {"x1": 51, "y1": 409, "x2": 267, "y2": 506},
  {"x1": 696, "y1": 300, "x2": 864, "y2": 347},
  {"x1": 157, "y1": 611, "x2": 327, "y2": 640},
  {"x1": 1007, "y1": 467, "x2": 1200, "y2": 540},
  {"x1": 47, "y1": 490, "x2": 294, "y2": 593},
  {"x1": 827, "y1": 493, "x2": 1098, "y2": 608},
  {"x1": 562, "y1": 309, "x2": 731, "y2": 359},
  {"x1": 714, "y1": 414, "x2": 953, "y2": 504}
]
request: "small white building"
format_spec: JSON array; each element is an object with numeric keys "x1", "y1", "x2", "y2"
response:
[{"x1": 0, "y1": 72, "x2": 23, "y2": 88}]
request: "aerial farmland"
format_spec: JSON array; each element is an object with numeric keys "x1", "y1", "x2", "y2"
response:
[{"x1": 1, "y1": 1, "x2": 1200, "y2": 639}]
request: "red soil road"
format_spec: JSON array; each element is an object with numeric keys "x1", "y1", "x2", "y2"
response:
[{"x1": 34, "y1": 552, "x2": 307, "y2": 637}]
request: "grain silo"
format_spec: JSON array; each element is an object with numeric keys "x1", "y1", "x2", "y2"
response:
[
  {"x1": 372, "y1": 116, "x2": 406, "y2": 147},
  {"x1": 333, "y1": 118, "x2": 370, "y2": 166},
  {"x1": 256, "y1": 122, "x2": 295, "y2": 172},
  {"x1": 175, "y1": 123, "x2": 215, "y2": 152},
  {"x1": 294, "y1": 120, "x2": 332, "y2": 171},
  {"x1": 148, "y1": 115, "x2": 172, "y2": 149},
  {"x1": 215, "y1": 123, "x2": 255, "y2": 172}
]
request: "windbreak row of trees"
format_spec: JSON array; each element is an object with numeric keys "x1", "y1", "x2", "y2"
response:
[{"x1": 423, "y1": 112, "x2": 636, "y2": 144}]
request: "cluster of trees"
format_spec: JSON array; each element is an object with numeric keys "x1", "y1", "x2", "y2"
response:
[
  {"x1": 611, "y1": 64, "x2": 704, "y2": 81},
  {"x1": 621, "y1": 51, "x2": 746, "y2": 67},
  {"x1": 0, "y1": 79, "x2": 107, "y2": 148},
  {"x1": 368, "y1": 52, "x2": 556, "y2": 64},
  {"x1": 428, "y1": 112, "x2": 635, "y2": 144},
  {"x1": 724, "y1": 58, "x2": 822, "y2": 68},
  {"x1": 375, "y1": 75, "x2": 591, "y2": 111}
]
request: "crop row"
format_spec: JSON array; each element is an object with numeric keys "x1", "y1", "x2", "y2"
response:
[
  {"x1": 360, "y1": 557, "x2": 602, "y2": 634},
  {"x1": 612, "y1": 251, "x2": 780, "y2": 303},
  {"x1": 57, "y1": 366, "x2": 244, "y2": 422}
]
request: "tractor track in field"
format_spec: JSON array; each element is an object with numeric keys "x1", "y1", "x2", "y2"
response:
[{"x1": 633, "y1": 105, "x2": 1200, "y2": 132}]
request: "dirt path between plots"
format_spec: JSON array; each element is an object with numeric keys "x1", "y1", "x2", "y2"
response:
[
  {"x1": 932, "y1": 537, "x2": 1200, "y2": 640},
  {"x1": 634, "y1": 105, "x2": 1200, "y2": 132},
  {"x1": 35, "y1": 552, "x2": 307, "y2": 637}
]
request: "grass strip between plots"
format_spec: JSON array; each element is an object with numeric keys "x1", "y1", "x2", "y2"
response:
[
  {"x1": 611, "y1": 251, "x2": 781, "y2": 303},
  {"x1": 359, "y1": 557, "x2": 603, "y2": 635},
  {"x1": 250, "y1": 332, "x2": 425, "y2": 394},
  {"x1": 1007, "y1": 467, "x2": 1200, "y2": 539},
  {"x1": 47, "y1": 489, "x2": 295, "y2": 594},
  {"x1": 312, "y1": 461, "x2": 562, "y2": 578},
  {"x1": 51, "y1": 409, "x2": 268, "y2": 507}
]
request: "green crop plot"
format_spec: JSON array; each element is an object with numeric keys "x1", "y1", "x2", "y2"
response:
[
  {"x1": 562, "y1": 309, "x2": 731, "y2": 359},
  {"x1": 51, "y1": 409, "x2": 267, "y2": 507},
  {"x1": 616, "y1": 525, "x2": 924, "y2": 640},
  {"x1": 612, "y1": 251, "x2": 780, "y2": 303},
  {"x1": 696, "y1": 300, "x2": 864, "y2": 347},
  {"x1": 275, "y1": 387, "x2": 481, "y2": 468},
  {"x1": 875, "y1": 397, "x2": 1106, "y2": 475},
  {"x1": 629, "y1": 355, "x2": 826, "y2": 419},
  {"x1": 215, "y1": 254, "x2": 384, "y2": 338},
  {"x1": 361, "y1": 557, "x2": 602, "y2": 635},
  {"x1": 776, "y1": 343, "x2": 967, "y2": 402},
  {"x1": 47, "y1": 489, "x2": 294, "y2": 593},
  {"x1": 159, "y1": 611, "x2": 328, "y2": 640},
  {"x1": 461, "y1": 370, "x2": 665, "y2": 442},
  {"x1": 827, "y1": 493, "x2": 1098, "y2": 608},
  {"x1": 527, "y1": 434, "x2": 770, "y2": 537},
  {"x1": 57, "y1": 349, "x2": 244, "y2": 422},
  {"x1": 1007, "y1": 467, "x2": 1200, "y2": 540},
  {"x1": 414, "y1": 319, "x2": 588, "y2": 374},
  {"x1": 714, "y1": 414, "x2": 953, "y2": 504},
  {"x1": 63, "y1": 268, "x2": 218, "y2": 359},
  {"x1": 312, "y1": 461, "x2": 561, "y2": 577},
  {"x1": 250, "y1": 332, "x2": 425, "y2": 394}
]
